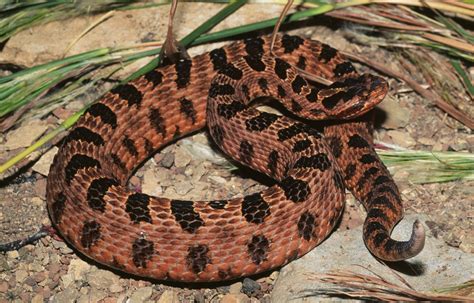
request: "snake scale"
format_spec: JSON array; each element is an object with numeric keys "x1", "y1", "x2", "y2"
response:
[{"x1": 46, "y1": 34, "x2": 425, "y2": 282}]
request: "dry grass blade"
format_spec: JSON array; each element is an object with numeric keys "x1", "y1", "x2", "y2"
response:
[
  {"x1": 422, "y1": 33, "x2": 474, "y2": 53},
  {"x1": 306, "y1": 269, "x2": 472, "y2": 301}
]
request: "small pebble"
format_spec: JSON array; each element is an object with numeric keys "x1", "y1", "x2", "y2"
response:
[{"x1": 242, "y1": 278, "x2": 261, "y2": 296}]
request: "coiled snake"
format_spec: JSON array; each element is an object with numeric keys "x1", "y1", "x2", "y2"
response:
[{"x1": 46, "y1": 34, "x2": 425, "y2": 282}]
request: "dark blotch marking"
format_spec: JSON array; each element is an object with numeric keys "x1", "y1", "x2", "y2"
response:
[
  {"x1": 291, "y1": 75, "x2": 306, "y2": 94},
  {"x1": 373, "y1": 232, "x2": 388, "y2": 246},
  {"x1": 242, "y1": 193, "x2": 271, "y2": 224},
  {"x1": 268, "y1": 150, "x2": 279, "y2": 176},
  {"x1": 81, "y1": 220, "x2": 101, "y2": 249},
  {"x1": 360, "y1": 153, "x2": 377, "y2": 164},
  {"x1": 348, "y1": 134, "x2": 370, "y2": 148},
  {"x1": 305, "y1": 88, "x2": 318, "y2": 103},
  {"x1": 51, "y1": 193, "x2": 66, "y2": 224},
  {"x1": 111, "y1": 84, "x2": 142, "y2": 107},
  {"x1": 245, "y1": 112, "x2": 278, "y2": 132},
  {"x1": 175, "y1": 58, "x2": 192, "y2": 88},
  {"x1": 149, "y1": 108, "x2": 166, "y2": 137},
  {"x1": 281, "y1": 34, "x2": 304, "y2": 53},
  {"x1": 65, "y1": 154, "x2": 101, "y2": 185},
  {"x1": 370, "y1": 196, "x2": 397, "y2": 214},
  {"x1": 126, "y1": 193, "x2": 152, "y2": 224},
  {"x1": 144, "y1": 70, "x2": 163, "y2": 87},
  {"x1": 274, "y1": 58, "x2": 291, "y2": 80},
  {"x1": 209, "y1": 48, "x2": 227, "y2": 71},
  {"x1": 210, "y1": 124, "x2": 225, "y2": 146},
  {"x1": 357, "y1": 167, "x2": 379, "y2": 191},
  {"x1": 217, "y1": 101, "x2": 246, "y2": 120},
  {"x1": 87, "y1": 178, "x2": 118, "y2": 212},
  {"x1": 297, "y1": 211, "x2": 316, "y2": 241},
  {"x1": 374, "y1": 175, "x2": 391, "y2": 186},
  {"x1": 64, "y1": 127, "x2": 105, "y2": 146},
  {"x1": 179, "y1": 97, "x2": 197, "y2": 124},
  {"x1": 219, "y1": 63, "x2": 243, "y2": 80},
  {"x1": 344, "y1": 163, "x2": 356, "y2": 180},
  {"x1": 209, "y1": 82, "x2": 235, "y2": 98},
  {"x1": 277, "y1": 85, "x2": 286, "y2": 98},
  {"x1": 297, "y1": 55, "x2": 306, "y2": 70},
  {"x1": 244, "y1": 37, "x2": 264, "y2": 56},
  {"x1": 239, "y1": 140, "x2": 254, "y2": 165},
  {"x1": 132, "y1": 237, "x2": 154, "y2": 268},
  {"x1": 291, "y1": 99, "x2": 303, "y2": 112},
  {"x1": 258, "y1": 77, "x2": 268, "y2": 92},
  {"x1": 173, "y1": 125, "x2": 181, "y2": 139},
  {"x1": 328, "y1": 136, "x2": 343, "y2": 158},
  {"x1": 321, "y1": 91, "x2": 345, "y2": 109},
  {"x1": 187, "y1": 244, "x2": 211, "y2": 274},
  {"x1": 123, "y1": 136, "x2": 138, "y2": 157},
  {"x1": 209, "y1": 200, "x2": 227, "y2": 210},
  {"x1": 244, "y1": 55, "x2": 266, "y2": 72},
  {"x1": 293, "y1": 139, "x2": 312, "y2": 152},
  {"x1": 277, "y1": 123, "x2": 318, "y2": 141},
  {"x1": 247, "y1": 235, "x2": 270, "y2": 265},
  {"x1": 318, "y1": 44, "x2": 337, "y2": 63},
  {"x1": 86, "y1": 103, "x2": 117, "y2": 128},
  {"x1": 144, "y1": 138, "x2": 155, "y2": 156},
  {"x1": 334, "y1": 62, "x2": 356, "y2": 78},
  {"x1": 279, "y1": 177, "x2": 311, "y2": 203},
  {"x1": 170, "y1": 200, "x2": 204, "y2": 233},
  {"x1": 365, "y1": 221, "x2": 386, "y2": 236},
  {"x1": 294, "y1": 153, "x2": 331, "y2": 171},
  {"x1": 111, "y1": 153, "x2": 126, "y2": 171}
]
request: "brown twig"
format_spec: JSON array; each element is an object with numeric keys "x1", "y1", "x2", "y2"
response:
[{"x1": 270, "y1": 0, "x2": 294, "y2": 54}]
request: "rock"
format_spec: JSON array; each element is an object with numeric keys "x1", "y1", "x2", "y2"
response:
[
  {"x1": 387, "y1": 130, "x2": 416, "y2": 148},
  {"x1": 157, "y1": 289, "x2": 179, "y2": 303},
  {"x1": 0, "y1": 282, "x2": 8, "y2": 293},
  {"x1": 141, "y1": 170, "x2": 163, "y2": 196},
  {"x1": 51, "y1": 288, "x2": 79, "y2": 303},
  {"x1": 31, "y1": 197, "x2": 43, "y2": 206},
  {"x1": 377, "y1": 96, "x2": 410, "y2": 129},
  {"x1": 229, "y1": 281, "x2": 243, "y2": 294},
  {"x1": 174, "y1": 145, "x2": 193, "y2": 168},
  {"x1": 31, "y1": 294, "x2": 44, "y2": 303},
  {"x1": 271, "y1": 215, "x2": 474, "y2": 302},
  {"x1": 86, "y1": 269, "x2": 120, "y2": 290},
  {"x1": 60, "y1": 272, "x2": 74, "y2": 288},
  {"x1": 32, "y1": 147, "x2": 58, "y2": 176},
  {"x1": 77, "y1": 289, "x2": 107, "y2": 303},
  {"x1": 160, "y1": 152, "x2": 175, "y2": 168},
  {"x1": 242, "y1": 278, "x2": 261, "y2": 296},
  {"x1": 221, "y1": 293, "x2": 250, "y2": 303},
  {"x1": 67, "y1": 259, "x2": 91, "y2": 281},
  {"x1": 15, "y1": 269, "x2": 28, "y2": 283},
  {"x1": 2, "y1": 120, "x2": 48, "y2": 151},
  {"x1": 129, "y1": 286, "x2": 153, "y2": 303},
  {"x1": 7, "y1": 250, "x2": 19, "y2": 259}
]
